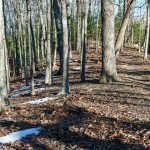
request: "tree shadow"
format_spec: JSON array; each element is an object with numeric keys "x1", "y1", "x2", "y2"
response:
[{"x1": 0, "y1": 104, "x2": 150, "y2": 149}]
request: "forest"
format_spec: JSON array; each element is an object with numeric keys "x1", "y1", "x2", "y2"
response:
[{"x1": 0, "y1": 0, "x2": 150, "y2": 149}]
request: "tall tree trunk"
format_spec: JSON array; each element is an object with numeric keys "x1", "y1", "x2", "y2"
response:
[
  {"x1": 3, "y1": 0, "x2": 10, "y2": 93},
  {"x1": 144, "y1": 0, "x2": 150, "y2": 59},
  {"x1": 21, "y1": 0, "x2": 29, "y2": 86},
  {"x1": 0, "y1": 0, "x2": 9, "y2": 108},
  {"x1": 45, "y1": 0, "x2": 52, "y2": 85},
  {"x1": 115, "y1": 0, "x2": 136, "y2": 58},
  {"x1": 76, "y1": 0, "x2": 82, "y2": 52},
  {"x1": 81, "y1": 0, "x2": 87, "y2": 82},
  {"x1": 59, "y1": 0, "x2": 69, "y2": 94},
  {"x1": 53, "y1": 0, "x2": 63, "y2": 75},
  {"x1": 28, "y1": 0, "x2": 36, "y2": 95},
  {"x1": 96, "y1": 1, "x2": 100, "y2": 53},
  {"x1": 53, "y1": 24, "x2": 57, "y2": 70},
  {"x1": 100, "y1": 0, "x2": 118, "y2": 83},
  {"x1": 38, "y1": 0, "x2": 46, "y2": 60}
]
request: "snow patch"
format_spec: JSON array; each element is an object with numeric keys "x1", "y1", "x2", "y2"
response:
[
  {"x1": 0, "y1": 127, "x2": 41, "y2": 144},
  {"x1": 22, "y1": 97, "x2": 58, "y2": 104},
  {"x1": 35, "y1": 88, "x2": 45, "y2": 92},
  {"x1": 13, "y1": 82, "x2": 41, "y2": 92},
  {"x1": 9, "y1": 94, "x2": 21, "y2": 98},
  {"x1": 13, "y1": 86, "x2": 30, "y2": 92},
  {"x1": 10, "y1": 88, "x2": 45, "y2": 99},
  {"x1": 73, "y1": 66, "x2": 90, "y2": 70}
]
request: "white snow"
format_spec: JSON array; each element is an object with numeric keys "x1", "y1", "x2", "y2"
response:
[
  {"x1": 9, "y1": 93, "x2": 21, "y2": 98},
  {"x1": 73, "y1": 66, "x2": 90, "y2": 70},
  {"x1": 35, "y1": 88, "x2": 45, "y2": 92},
  {"x1": 13, "y1": 86, "x2": 30, "y2": 92},
  {"x1": 0, "y1": 127, "x2": 41, "y2": 144},
  {"x1": 22, "y1": 97, "x2": 58, "y2": 104},
  {"x1": 13, "y1": 82, "x2": 42, "y2": 93},
  {"x1": 10, "y1": 88, "x2": 45, "y2": 99}
]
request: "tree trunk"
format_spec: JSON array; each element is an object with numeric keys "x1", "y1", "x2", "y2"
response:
[
  {"x1": 38, "y1": 0, "x2": 46, "y2": 60},
  {"x1": 28, "y1": 0, "x2": 36, "y2": 95},
  {"x1": 3, "y1": 0, "x2": 10, "y2": 93},
  {"x1": 115, "y1": 0, "x2": 136, "y2": 58},
  {"x1": 0, "y1": 0, "x2": 9, "y2": 108},
  {"x1": 53, "y1": 0, "x2": 63, "y2": 75},
  {"x1": 144, "y1": 1, "x2": 150, "y2": 59},
  {"x1": 76, "y1": 0, "x2": 82, "y2": 52},
  {"x1": 100, "y1": 0, "x2": 118, "y2": 83},
  {"x1": 45, "y1": 0, "x2": 52, "y2": 85},
  {"x1": 96, "y1": 1, "x2": 100, "y2": 53},
  {"x1": 81, "y1": 0, "x2": 87, "y2": 82},
  {"x1": 59, "y1": 0, "x2": 69, "y2": 94}
]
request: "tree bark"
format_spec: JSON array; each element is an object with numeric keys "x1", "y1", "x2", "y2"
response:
[
  {"x1": 81, "y1": 0, "x2": 87, "y2": 82},
  {"x1": 0, "y1": 0, "x2": 9, "y2": 108},
  {"x1": 53, "y1": 0, "x2": 63, "y2": 75},
  {"x1": 76, "y1": 0, "x2": 82, "y2": 52},
  {"x1": 45, "y1": 0, "x2": 52, "y2": 85},
  {"x1": 100, "y1": 0, "x2": 118, "y2": 83},
  {"x1": 59, "y1": 0, "x2": 69, "y2": 94},
  {"x1": 144, "y1": 0, "x2": 150, "y2": 59},
  {"x1": 115, "y1": 0, "x2": 136, "y2": 58}
]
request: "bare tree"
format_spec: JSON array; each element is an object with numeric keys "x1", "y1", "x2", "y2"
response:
[
  {"x1": 0, "y1": 0, "x2": 9, "y2": 108},
  {"x1": 144, "y1": 0, "x2": 150, "y2": 59},
  {"x1": 45, "y1": 0, "x2": 52, "y2": 84},
  {"x1": 100, "y1": 0, "x2": 118, "y2": 83},
  {"x1": 59, "y1": 0, "x2": 69, "y2": 94},
  {"x1": 115, "y1": 0, "x2": 136, "y2": 58}
]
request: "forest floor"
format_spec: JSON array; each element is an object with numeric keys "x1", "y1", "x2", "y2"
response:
[{"x1": 0, "y1": 46, "x2": 150, "y2": 150}]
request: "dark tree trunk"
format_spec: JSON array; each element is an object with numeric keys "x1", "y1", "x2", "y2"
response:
[{"x1": 53, "y1": 0, "x2": 63, "y2": 75}]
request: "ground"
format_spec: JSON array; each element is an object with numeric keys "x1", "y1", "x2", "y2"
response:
[{"x1": 0, "y1": 46, "x2": 150, "y2": 150}]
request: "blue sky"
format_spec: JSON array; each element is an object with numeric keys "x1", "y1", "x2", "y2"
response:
[{"x1": 114, "y1": 0, "x2": 147, "y2": 19}]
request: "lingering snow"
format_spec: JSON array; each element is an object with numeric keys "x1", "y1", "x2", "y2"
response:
[
  {"x1": 13, "y1": 86, "x2": 30, "y2": 92},
  {"x1": 0, "y1": 127, "x2": 41, "y2": 144},
  {"x1": 10, "y1": 88, "x2": 45, "y2": 99},
  {"x1": 9, "y1": 93, "x2": 21, "y2": 98},
  {"x1": 13, "y1": 82, "x2": 42, "y2": 93},
  {"x1": 73, "y1": 67, "x2": 81, "y2": 70},
  {"x1": 73, "y1": 66, "x2": 90, "y2": 70},
  {"x1": 35, "y1": 88, "x2": 45, "y2": 92},
  {"x1": 22, "y1": 97, "x2": 58, "y2": 104}
]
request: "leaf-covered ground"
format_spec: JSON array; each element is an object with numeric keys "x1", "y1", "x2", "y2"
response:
[{"x1": 0, "y1": 47, "x2": 150, "y2": 150}]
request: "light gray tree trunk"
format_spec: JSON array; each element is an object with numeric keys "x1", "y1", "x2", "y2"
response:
[
  {"x1": 38, "y1": 0, "x2": 46, "y2": 60},
  {"x1": 3, "y1": 0, "x2": 10, "y2": 93},
  {"x1": 144, "y1": 1, "x2": 150, "y2": 59},
  {"x1": 45, "y1": 0, "x2": 52, "y2": 85},
  {"x1": 100, "y1": 0, "x2": 118, "y2": 83},
  {"x1": 96, "y1": 1, "x2": 100, "y2": 53},
  {"x1": 138, "y1": 7, "x2": 142, "y2": 52},
  {"x1": 0, "y1": 0, "x2": 9, "y2": 108},
  {"x1": 27, "y1": 0, "x2": 35, "y2": 95},
  {"x1": 21, "y1": 0, "x2": 29, "y2": 86},
  {"x1": 52, "y1": 21, "x2": 57, "y2": 70},
  {"x1": 115, "y1": 0, "x2": 136, "y2": 58},
  {"x1": 76, "y1": 0, "x2": 82, "y2": 51}
]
